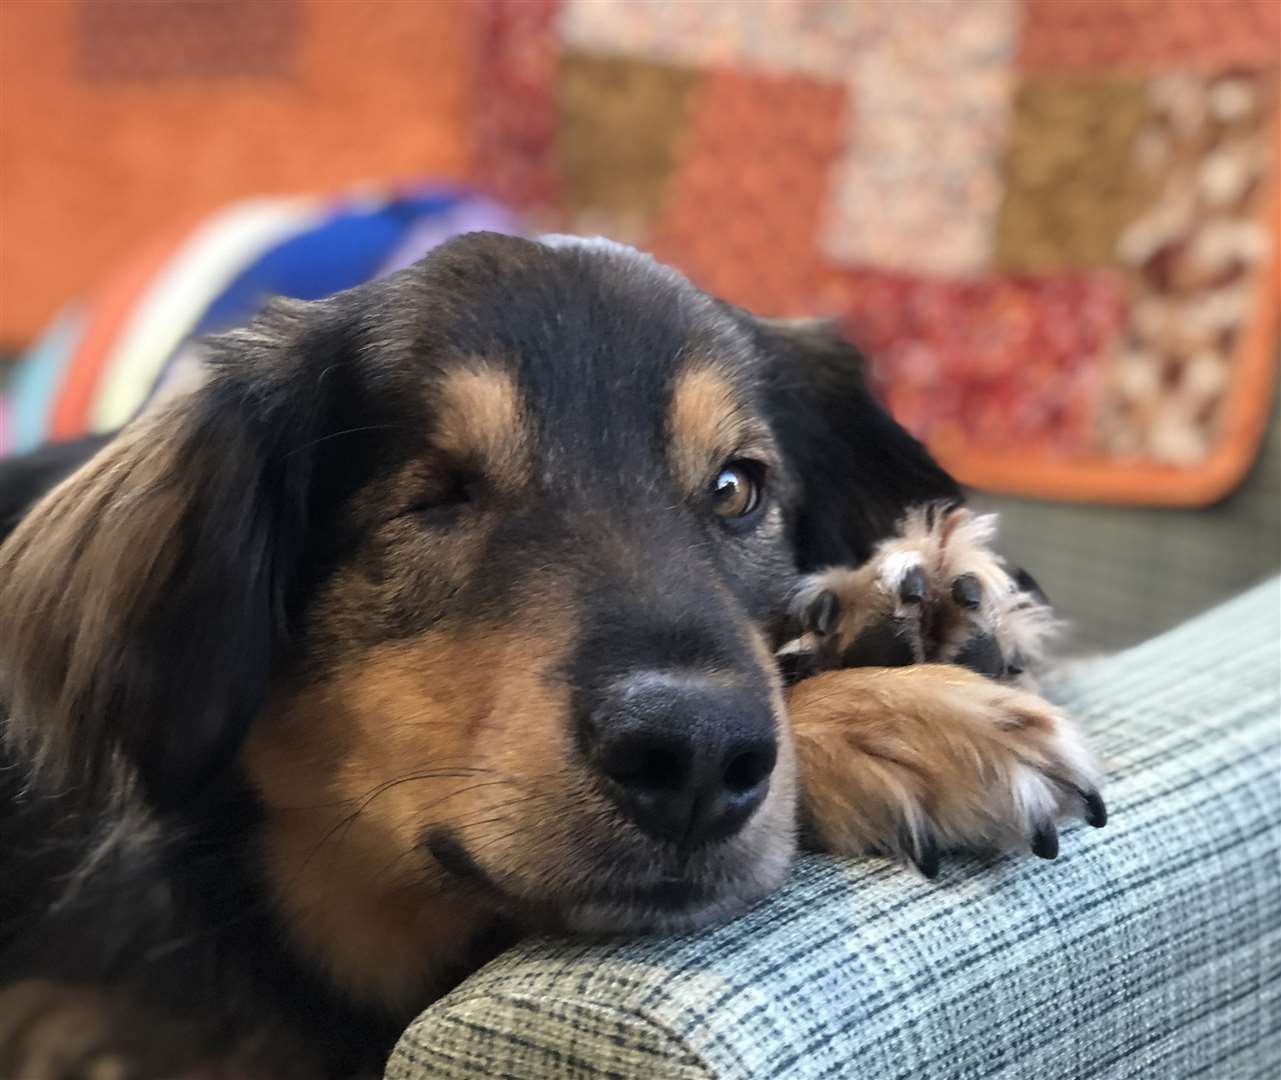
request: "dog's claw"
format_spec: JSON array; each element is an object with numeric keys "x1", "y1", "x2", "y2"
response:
[
  {"x1": 1031, "y1": 822, "x2": 1059, "y2": 860},
  {"x1": 1015, "y1": 567, "x2": 1049, "y2": 604},
  {"x1": 782, "y1": 506, "x2": 1060, "y2": 690},
  {"x1": 806, "y1": 590, "x2": 839, "y2": 637},
  {"x1": 951, "y1": 573, "x2": 982, "y2": 610},
  {"x1": 953, "y1": 632, "x2": 1005, "y2": 679},
  {"x1": 899, "y1": 567, "x2": 927, "y2": 605},
  {"x1": 1083, "y1": 790, "x2": 1108, "y2": 828},
  {"x1": 911, "y1": 833, "x2": 940, "y2": 879}
]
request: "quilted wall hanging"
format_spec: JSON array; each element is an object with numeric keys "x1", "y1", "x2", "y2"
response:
[
  {"x1": 2, "y1": 0, "x2": 1276, "y2": 507},
  {"x1": 473, "y1": 0, "x2": 1280, "y2": 506}
]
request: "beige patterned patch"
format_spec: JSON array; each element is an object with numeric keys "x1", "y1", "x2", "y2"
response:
[
  {"x1": 559, "y1": 0, "x2": 1020, "y2": 278},
  {"x1": 819, "y1": 0, "x2": 1019, "y2": 276},
  {"x1": 994, "y1": 78, "x2": 1156, "y2": 273},
  {"x1": 557, "y1": 52, "x2": 700, "y2": 241},
  {"x1": 1099, "y1": 70, "x2": 1278, "y2": 465}
]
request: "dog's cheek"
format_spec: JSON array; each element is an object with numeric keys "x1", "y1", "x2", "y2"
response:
[
  {"x1": 448, "y1": 591, "x2": 611, "y2": 894},
  {"x1": 686, "y1": 624, "x2": 799, "y2": 906},
  {"x1": 245, "y1": 576, "x2": 593, "y2": 963},
  {"x1": 243, "y1": 631, "x2": 517, "y2": 1010},
  {"x1": 301, "y1": 518, "x2": 493, "y2": 657},
  {"x1": 716, "y1": 508, "x2": 803, "y2": 628}
]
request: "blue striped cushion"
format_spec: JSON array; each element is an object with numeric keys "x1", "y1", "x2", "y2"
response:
[{"x1": 388, "y1": 578, "x2": 1281, "y2": 1079}]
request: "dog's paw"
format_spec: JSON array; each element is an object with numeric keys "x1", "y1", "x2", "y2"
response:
[
  {"x1": 782, "y1": 505, "x2": 1056, "y2": 686},
  {"x1": 790, "y1": 665, "x2": 1106, "y2": 876}
]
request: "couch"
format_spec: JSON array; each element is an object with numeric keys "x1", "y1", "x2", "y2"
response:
[{"x1": 388, "y1": 577, "x2": 1281, "y2": 1079}]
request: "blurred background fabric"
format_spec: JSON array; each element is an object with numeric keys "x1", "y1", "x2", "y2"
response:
[
  {"x1": 0, "y1": 188, "x2": 517, "y2": 452},
  {"x1": 475, "y1": 0, "x2": 1279, "y2": 507},
  {"x1": 0, "y1": 0, "x2": 1278, "y2": 649}
]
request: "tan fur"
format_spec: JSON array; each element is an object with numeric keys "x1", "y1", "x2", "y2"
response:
[
  {"x1": 431, "y1": 366, "x2": 531, "y2": 492},
  {"x1": 0, "y1": 981, "x2": 124, "y2": 1080},
  {"x1": 243, "y1": 586, "x2": 585, "y2": 1012},
  {"x1": 667, "y1": 365, "x2": 777, "y2": 493},
  {"x1": 745, "y1": 625, "x2": 799, "y2": 872},
  {"x1": 0, "y1": 405, "x2": 193, "y2": 786},
  {"x1": 0, "y1": 977, "x2": 322, "y2": 1079},
  {"x1": 788, "y1": 665, "x2": 1100, "y2": 862}
]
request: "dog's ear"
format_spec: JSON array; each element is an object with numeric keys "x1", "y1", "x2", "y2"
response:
[
  {"x1": 758, "y1": 318, "x2": 962, "y2": 570},
  {"x1": 0, "y1": 434, "x2": 115, "y2": 545},
  {"x1": 0, "y1": 299, "x2": 366, "y2": 806}
]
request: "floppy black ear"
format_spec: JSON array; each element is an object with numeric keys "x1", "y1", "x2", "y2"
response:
[
  {"x1": 0, "y1": 299, "x2": 364, "y2": 806},
  {"x1": 758, "y1": 318, "x2": 962, "y2": 571}
]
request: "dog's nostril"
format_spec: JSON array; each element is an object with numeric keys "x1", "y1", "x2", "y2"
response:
[
  {"x1": 587, "y1": 675, "x2": 778, "y2": 846},
  {"x1": 632, "y1": 745, "x2": 685, "y2": 792},
  {"x1": 722, "y1": 742, "x2": 777, "y2": 793},
  {"x1": 600, "y1": 737, "x2": 688, "y2": 793}
]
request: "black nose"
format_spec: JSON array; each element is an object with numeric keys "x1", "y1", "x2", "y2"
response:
[{"x1": 584, "y1": 673, "x2": 777, "y2": 848}]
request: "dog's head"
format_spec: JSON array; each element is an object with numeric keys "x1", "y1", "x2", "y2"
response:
[{"x1": 0, "y1": 234, "x2": 957, "y2": 1008}]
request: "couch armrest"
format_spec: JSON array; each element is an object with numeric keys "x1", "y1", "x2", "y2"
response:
[{"x1": 388, "y1": 579, "x2": 1281, "y2": 1079}]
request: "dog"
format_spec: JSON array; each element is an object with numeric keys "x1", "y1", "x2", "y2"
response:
[{"x1": 0, "y1": 233, "x2": 1105, "y2": 1079}]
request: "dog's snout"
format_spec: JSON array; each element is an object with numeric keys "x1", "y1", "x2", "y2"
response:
[{"x1": 585, "y1": 673, "x2": 777, "y2": 848}]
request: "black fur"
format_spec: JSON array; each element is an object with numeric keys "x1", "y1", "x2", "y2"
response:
[
  {"x1": 0, "y1": 234, "x2": 962, "y2": 1076},
  {"x1": 754, "y1": 318, "x2": 960, "y2": 568}
]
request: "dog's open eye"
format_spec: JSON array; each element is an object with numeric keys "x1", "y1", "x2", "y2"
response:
[{"x1": 711, "y1": 461, "x2": 764, "y2": 520}]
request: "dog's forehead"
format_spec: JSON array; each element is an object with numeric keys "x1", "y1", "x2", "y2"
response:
[{"x1": 395, "y1": 233, "x2": 766, "y2": 472}]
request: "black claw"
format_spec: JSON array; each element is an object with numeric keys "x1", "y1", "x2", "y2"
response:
[
  {"x1": 953, "y1": 633, "x2": 1005, "y2": 679},
  {"x1": 899, "y1": 567, "x2": 927, "y2": 605},
  {"x1": 1014, "y1": 567, "x2": 1050, "y2": 605},
  {"x1": 842, "y1": 620, "x2": 917, "y2": 669},
  {"x1": 1031, "y1": 822, "x2": 1059, "y2": 860},
  {"x1": 804, "y1": 590, "x2": 840, "y2": 637},
  {"x1": 951, "y1": 573, "x2": 982, "y2": 610},
  {"x1": 911, "y1": 834, "x2": 940, "y2": 880},
  {"x1": 777, "y1": 650, "x2": 819, "y2": 686},
  {"x1": 1083, "y1": 790, "x2": 1108, "y2": 828}
]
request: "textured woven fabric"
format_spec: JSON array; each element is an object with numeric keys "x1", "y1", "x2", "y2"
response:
[{"x1": 388, "y1": 578, "x2": 1281, "y2": 1079}]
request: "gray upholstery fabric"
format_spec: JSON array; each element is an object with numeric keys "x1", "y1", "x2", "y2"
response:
[{"x1": 388, "y1": 578, "x2": 1281, "y2": 1080}]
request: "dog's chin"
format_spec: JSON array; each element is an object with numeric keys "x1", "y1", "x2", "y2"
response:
[
  {"x1": 428, "y1": 819, "x2": 795, "y2": 936},
  {"x1": 562, "y1": 887, "x2": 769, "y2": 935},
  {"x1": 558, "y1": 846, "x2": 794, "y2": 935}
]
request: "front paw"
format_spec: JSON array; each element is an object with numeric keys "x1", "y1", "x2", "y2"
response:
[
  {"x1": 783, "y1": 505, "x2": 1056, "y2": 685},
  {"x1": 790, "y1": 666, "x2": 1106, "y2": 877}
]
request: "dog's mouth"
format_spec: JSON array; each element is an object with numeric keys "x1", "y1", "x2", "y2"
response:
[{"x1": 425, "y1": 826, "x2": 786, "y2": 934}]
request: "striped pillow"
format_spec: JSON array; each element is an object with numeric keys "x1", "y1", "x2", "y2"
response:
[{"x1": 0, "y1": 187, "x2": 517, "y2": 457}]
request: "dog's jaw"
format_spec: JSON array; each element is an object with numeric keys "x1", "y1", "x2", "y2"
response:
[{"x1": 563, "y1": 843, "x2": 794, "y2": 935}]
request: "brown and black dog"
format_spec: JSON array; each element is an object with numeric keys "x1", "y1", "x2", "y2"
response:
[{"x1": 0, "y1": 233, "x2": 1104, "y2": 1078}]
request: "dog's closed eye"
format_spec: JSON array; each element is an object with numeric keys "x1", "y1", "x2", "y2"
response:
[{"x1": 401, "y1": 467, "x2": 481, "y2": 526}]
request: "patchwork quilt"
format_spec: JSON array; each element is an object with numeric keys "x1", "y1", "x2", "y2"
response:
[
  {"x1": 2, "y1": 0, "x2": 1276, "y2": 507},
  {"x1": 474, "y1": 0, "x2": 1280, "y2": 505}
]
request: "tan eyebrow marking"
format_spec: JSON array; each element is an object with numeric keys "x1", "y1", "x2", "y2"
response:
[
  {"x1": 668, "y1": 365, "x2": 775, "y2": 493},
  {"x1": 432, "y1": 366, "x2": 531, "y2": 491}
]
